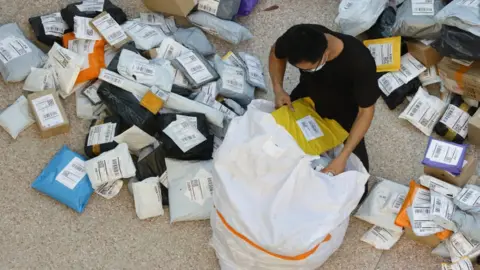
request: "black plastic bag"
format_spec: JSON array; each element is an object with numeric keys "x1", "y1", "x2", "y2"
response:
[
  {"x1": 29, "y1": 14, "x2": 70, "y2": 47},
  {"x1": 84, "y1": 116, "x2": 122, "y2": 158},
  {"x1": 434, "y1": 94, "x2": 478, "y2": 143},
  {"x1": 157, "y1": 113, "x2": 214, "y2": 160},
  {"x1": 135, "y1": 142, "x2": 169, "y2": 206},
  {"x1": 97, "y1": 83, "x2": 157, "y2": 136},
  {"x1": 432, "y1": 25, "x2": 480, "y2": 61},
  {"x1": 378, "y1": 72, "x2": 421, "y2": 110},
  {"x1": 366, "y1": 6, "x2": 396, "y2": 39},
  {"x1": 61, "y1": 0, "x2": 127, "y2": 30}
]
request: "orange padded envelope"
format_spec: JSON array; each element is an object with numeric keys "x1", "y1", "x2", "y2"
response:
[
  {"x1": 395, "y1": 180, "x2": 452, "y2": 240},
  {"x1": 62, "y1": 33, "x2": 105, "y2": 84}
]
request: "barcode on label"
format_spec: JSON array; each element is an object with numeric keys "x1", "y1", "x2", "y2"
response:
[
  {"x1": 400, "y1": 64, "x2": 412, "y2": 77},
  {"x1": 393, "y1": 194, "x2": 406, "y2": 210},
  {"x1": 0, "y1": 47, "x2": 12, "y2": 62},
  {"x1": 154, "y1": 182, "x2": 162, "y2": 203},
  {"x1": 45, "y1": 26, "x2": 64, "y2": 34},
  {"x1": 199, "y1": 3, "x2": 217, "y2": 13},
  {"x1": 433, "y1": 145, "x2": 443, "y2": 159},
  {"x1": 462, "y1": 190, "x2": 474, "y2": 202},
  {"x1": 207, "y1": 178, "x2": 213, "y2": 194},
  {"x1": 190, "y1": 65, "x2": 204, "y2": 72},
  {"x1": 409, "y1": 100, "x2": 423, "y2": 117},
  {"x1": 107, "y1": 31, "x2": 123, "y2": 42},
  {"x1": 112, "y1": 158, "x2": 120, "y2": 177},
  {"x1": 181, "y1": 135, "x2": 197, "y2": 142},
  {"x1": 44, "y1": 111, "x2": 59, "y2": 119}
]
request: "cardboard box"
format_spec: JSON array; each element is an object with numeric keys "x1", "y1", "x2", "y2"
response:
[
  {"x1": 28, "y1": 89, "x2": 70, "y2": 138},
  {"x1": 468, "y1": 109, "x2": 480, "y2": 146},
  {"x1": 437, "y1": 57, "x2": 480, "y2": 100},
  {"x1": 404, "y1": 227, "x2": 441, "y2": 248},
  {"x1": 406, "y1": 41, "x2": 443, "y2": 68},
  {"x1": 424, "y1": 152, "x2": 476, "y2": 188},
  {"x1": 142, "y1": 0, "x2": 196, "y2": 17}
]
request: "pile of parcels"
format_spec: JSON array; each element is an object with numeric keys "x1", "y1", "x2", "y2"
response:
[
  {"x1": 0, "y1": 0, "x2": 267, "y2": 223},
  {"x1": 336, "y1": 0, "x2": 480, "y2": 268}
]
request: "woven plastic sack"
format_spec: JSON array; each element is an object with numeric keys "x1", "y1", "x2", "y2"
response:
[
  {"x1": 335, "y1": 0, "x2": 389, "y2": 36},
  {"x1": 0, "y1": 23, "x2": 46, "y2": 82},
  {"x1": 31, "y1": 145, "x2": 93, "y2": 213},
  {"x1": 212, "y1": 99, "x2": 369, "y2": 269},
  {"x1": 392, "y1": 0, "x2": 444, "y2": 39},
  {"x1": 271, "y1": 98, "x2": 349, "y2": 156},
  {"x1": 173, "y1": 27, "x2": 215, "y2": 56},
  {"x1": 188, "y1": 11, "x2": 253, "y2": 44}
]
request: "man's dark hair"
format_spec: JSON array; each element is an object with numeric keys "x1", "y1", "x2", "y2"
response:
[{"x1": 275, "y1": 24, "x2": 328, "y2": 65}]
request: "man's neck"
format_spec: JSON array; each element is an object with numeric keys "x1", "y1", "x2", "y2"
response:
[{"x1": 325, "y1": 34, "x2": 344, "y2": 61}]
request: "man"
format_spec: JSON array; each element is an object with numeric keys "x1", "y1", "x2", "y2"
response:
[{"x1": 269, "y1": 24, "x2": 380, "y2": 198}]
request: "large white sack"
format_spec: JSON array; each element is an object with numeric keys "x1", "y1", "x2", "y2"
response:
[
  {"x1": 334, "y1": 0, "x2": 389, "y2": 36},
  {"x1": 211, "y1": 100, "x2": 370, "y2": 269}
]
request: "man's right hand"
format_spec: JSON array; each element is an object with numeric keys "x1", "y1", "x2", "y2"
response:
[{"x1": 274, "y1": 90, "x2": 293, "y2": 111}]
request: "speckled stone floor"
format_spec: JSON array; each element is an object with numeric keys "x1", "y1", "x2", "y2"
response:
[{"x1": 0, "y1": 0, "x2": 473, "y2": 269}]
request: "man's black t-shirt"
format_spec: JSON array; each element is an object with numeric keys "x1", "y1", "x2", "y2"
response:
[{"x1": 275, "y1": 24, "x2": 381, "y2": 131}]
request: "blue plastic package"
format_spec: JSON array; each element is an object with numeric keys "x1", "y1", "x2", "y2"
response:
[{"x1": 32, "y1": 145, "x2": 94, "y2": 213}]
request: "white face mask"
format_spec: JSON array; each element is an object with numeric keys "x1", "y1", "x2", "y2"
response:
[{"x1": 303, "y1": 53, "x2": 328, "y2": 73}]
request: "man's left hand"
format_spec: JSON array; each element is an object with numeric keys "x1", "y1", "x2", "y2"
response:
[{"x1": 321, "y1": 156, "x2": 347, "y2": 176}]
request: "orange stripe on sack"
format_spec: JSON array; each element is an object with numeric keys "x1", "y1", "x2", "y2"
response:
[
  {"x1": 216, "y1": 210, "x2": 331, "y2": 261},
  {"x1": 454, "y1": 65, "x2": 472, "y2": 89}
]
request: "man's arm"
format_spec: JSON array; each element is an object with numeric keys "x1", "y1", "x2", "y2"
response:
[
  {"x1": 269, "y1": 46, "x2": 287, "y2": 95},
  {"x1": 322, "y1": 105, "x2": 375, "y2": 174}
]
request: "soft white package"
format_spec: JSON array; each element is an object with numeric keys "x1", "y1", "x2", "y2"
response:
[
  {"x1": 391, "y1": 53, "x2": 426, "y2": 84},
  {"x1": 355, "y1": 178, "x2": 409, "y2": 232},
  {"x1": 0, "y1": 23, "x2": 47, "y2": 82},
  {"x1": 442, "y1": 258, "x2": 475, "y2": 270},
  {"x1": 238, "y1": 52, "x2": 267, "y2": 89},
  {"x1": 46, "y1": 43, "x2": 85, "y2": 98},
  {"x1": 139, "y1": 13, "x2": 174, "y2": 35},
  {"x1": 420, "y1": 175, "x2": 462, "y2": 199},
  {"x1": 211, "y1": 100, "x2": 370, "y2": 269},
  {"x1": 360, "y1": 225, "x2": 403, "y2": 250},
  {"x1": 171, "y1": 50, "x2": 219, "y2": 88},
  {"x1": 0, "y1": 96, "x2": 35, "y2": 139},
  {"x1": 214, "y1": 54, "x2": 254, "y2": 106},
  {"x1": 445, "y1": 232, "x2": 480, "y2": 262},
  {"x1": 187, "y1": 11, "x2": 253, "y2": 44},
  {"x1": 73, "y1": 16, "x2": 101, "y2": 40},
  {"x1": 75, "y1": 82, "x2": 107, "y2": 120},
  {"x1": 419, "y1": 66, "x2": 442, "y2": 87},
  {"x1": 23, "y1": 67, "x2": 56, "y2": 92},
  {"x1": 430, "y1": 192, "x2": 458, "y2": 231},
  {"x1": 132, "y1": 176, "x2": 165, "y2": 220},
  {"x1": 117, "y1": 49, "x2": 174, "y2": 91},
  {"x1": 334, "y1": 0, "x2": 389, "y2": 36},
  {"x1": 435, "y1": 0, "x2": 480, "y2": 37},
  {"x1": 150, "y1": 37, "x2": 190, "y2": 60},
  {"x1": 95, "y1": 180, "x2": 123, "y2": 199},
  {"x1": 85, "y1": 143, "x2": 136, "y2": 189},
  {"x1": 163, "y1": 118, "x2": 207, "y2": 153},
  {"x1": 166, "y1": 158, "x2": 214, "y2": 223},
  {"x1": 399, "y1": 86, "x2": 447, "y2": 136},
  {"x1": 122, "y1": 20, "x2": 166, "y2": 50},
  {"x1": 164, "y1": 92, "x2": 224, "y2": 127},
  {"x1": 114, "y1": 125, "x2": 157, "y2": 153},
  {"x1": 454, "y1": 185, "x2": 480, "y2": 213}
]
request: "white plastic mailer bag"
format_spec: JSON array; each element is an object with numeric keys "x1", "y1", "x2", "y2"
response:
[
  {"x1": 360, "y1": 225, "x2": 403, "y2": 250},
  {"x1": 164, "y1": 91, "x2": 224, "y2": 128},
  {"x1": 74, "y1": 16, "x2": 102, "y2": 40},
  {"x1": 150, "y1": 37, "x2": 190, "y2": 60},
  {"x1": 173, "y1": 27, "x2": 215, "y2": 56},
  {"x1": 132, "y1": 176, "x2": 165, "y2": 220},
  {"x1": 140, "y1": 13, "x2": 175, "y2": 35},
  {"x1": 114, "y1": 125, "x2": 157, "y2": 153},
  {"x1": 188, "y1": 11, "x2": 253, "y2": 44},
  {"x1": 95, "y1": 180, "x2": 123, "y2": 199},
  {"x1": 117, "y1": 49, "x2": 174, "y2": 91},
  {"x1": 122, "y1": 21, "x2": 166, "y2": 50},
  {"x1": 214, "y1": 54, "x2": 254, "y2": 107},
  {"x1": 0, "y1": 95, "x2": 35, "y2": 139},
  {"x1": 239, "y1": 52, "x2": 267, "y2": 90},
  {"x1": 453, "y1": 185, "x2": 480, "y2": 213},
  {"x1": 392, "y1": 0, "x2": 443, "y2": 39},
  {"x1": 171, "y1": 50, "x2": 219, "y2": 88},
  {"x1": 355, "y1": 178, "x2": 409, "y2": 232},
  {"x1": 166, "y1": 158, "x2": 214, "y2": 223},
  {"x1": 75, "y1": 82, "x2": 107, "y2": 120},
  {"x1": 46, "y1": 43, "x2": 85, "y2": 98},
  {"x1": 0, "y1": 23, "x2": 47, "y2": 82},
  {"x1": 334, "y1": 0, "x2": 389, "y2": 36},
  {"x1": 435, "y1": 0, "x2": 480, "y2": 37},
  {"x1": 85, "y1": 143, "x2": 136, "y2": 189},
  {"x1": 211, "y1": 100, "x2": 370, "y2": 269},
  {"x1": 399, "y1": 87, "x2": 447, "y2": 136},
  {"x1": 23, "y1": 67, "x2": 56, "y2": 92}
]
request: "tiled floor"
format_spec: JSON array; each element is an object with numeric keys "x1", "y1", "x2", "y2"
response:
[{"x1": 0, "y1": 0, "x2": 469, "y2": 269}]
